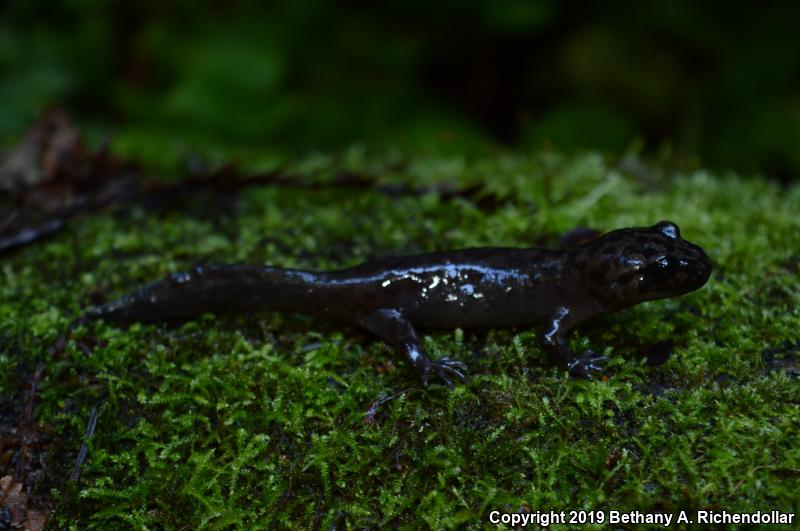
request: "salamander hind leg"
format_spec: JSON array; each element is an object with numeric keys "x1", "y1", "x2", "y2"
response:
[{"x1": 357, "y1": 309, "x2": 468, "y2": 388}]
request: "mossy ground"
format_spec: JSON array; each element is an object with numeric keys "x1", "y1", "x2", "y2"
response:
[{"x1": 1, "y1": 150, "x2": 799, "y2": 528}]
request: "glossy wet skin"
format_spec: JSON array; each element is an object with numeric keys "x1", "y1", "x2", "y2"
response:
[{"x1": 83, "y1": 221, "x2": 712, "y2": 385}]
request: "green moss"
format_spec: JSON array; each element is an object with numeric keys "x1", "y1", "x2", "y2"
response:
[{"x1": 2, "y1": 151, "x2": 798, "y2": 528}]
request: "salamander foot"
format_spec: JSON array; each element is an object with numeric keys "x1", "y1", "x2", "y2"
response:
[
  {"x1": 566, "y1": 350, "x2": 608, "y2": 379},
  {"x1": 421, "y1": 358, "x2": 469, "y2": 388}
]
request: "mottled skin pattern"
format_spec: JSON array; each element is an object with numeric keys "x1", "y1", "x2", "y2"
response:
[{"x1": 83, "y1": 221, "x2": 712, "y2": 386}]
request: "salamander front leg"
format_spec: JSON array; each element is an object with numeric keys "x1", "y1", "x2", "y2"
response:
[
  {"x1": 542, "y1": 307, "x2": 607, "y2": 379},
  {"x1": 357, "y1": 309, "x2": 467, "y2": 387}
]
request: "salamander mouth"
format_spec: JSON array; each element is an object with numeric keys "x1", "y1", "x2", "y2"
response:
[
  {"x1": 689, "y1": 245, "x2": 713, "y2": 287},
  {"x1": 690, "y1": 255, "x2": 713, "y2": 289}
]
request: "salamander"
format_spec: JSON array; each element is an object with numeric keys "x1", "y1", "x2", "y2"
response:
[{"x1": 82, "y1": 221, "x2": 712, "y2": 386}]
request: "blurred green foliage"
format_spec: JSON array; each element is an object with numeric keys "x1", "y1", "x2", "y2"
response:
[{"x1": 1, "y1": 0, "x2": 800, "y2": 173}]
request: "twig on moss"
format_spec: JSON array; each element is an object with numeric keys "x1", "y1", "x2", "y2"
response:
[{"x1": 70, "y1": 404, "x2": 100, "y2": 482}]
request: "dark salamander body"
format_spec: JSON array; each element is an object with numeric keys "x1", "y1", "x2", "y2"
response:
[{"x1": 84, "y1": 221, "x2": 711, "y2": 386}]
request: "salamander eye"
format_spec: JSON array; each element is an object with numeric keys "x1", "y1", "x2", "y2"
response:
[
  {"x1": 647, "y1": 256, "x2": 676, "y2": 283},
  {"x1": 654, "y1": 221, "x2": 680, "y2": 239}
]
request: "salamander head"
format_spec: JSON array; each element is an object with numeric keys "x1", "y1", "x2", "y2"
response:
[{"x1": 575, "y1": 221, "x2": 712, "y2": 308}]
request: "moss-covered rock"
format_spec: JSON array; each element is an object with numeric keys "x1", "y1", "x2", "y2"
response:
[{"x1": 1, "y1": 150, "x2": 798, "y2": 528}]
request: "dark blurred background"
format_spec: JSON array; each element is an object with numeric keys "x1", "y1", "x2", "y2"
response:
[{"x1": 2, "y1": 0, "x2": 799, "y2": 180}]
